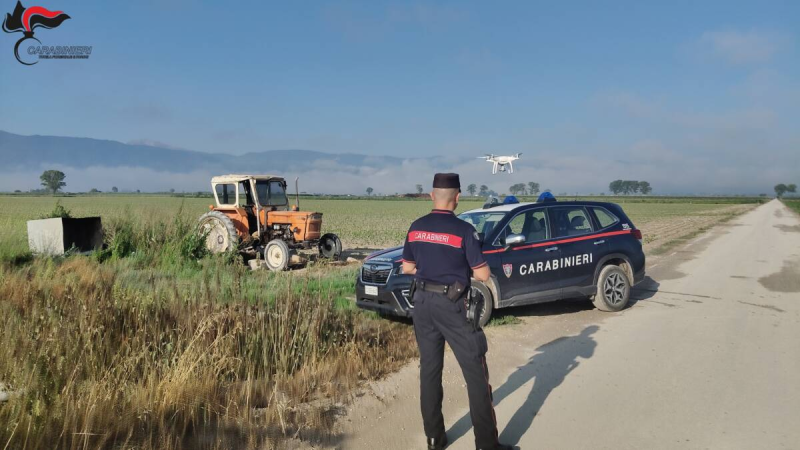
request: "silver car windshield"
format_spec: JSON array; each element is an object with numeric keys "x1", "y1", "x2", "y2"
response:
[{"x1": 458, "y1": 211, "x2": 508, "y2": 240}]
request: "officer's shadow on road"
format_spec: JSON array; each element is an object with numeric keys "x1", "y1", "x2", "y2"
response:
[{"x1": 446, "y1": 325, "x2": 599, "y2": 446}]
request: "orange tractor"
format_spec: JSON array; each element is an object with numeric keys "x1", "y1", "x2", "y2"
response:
[{"x1": 198, "y1": 174, "x2": 341, "y2": 270}]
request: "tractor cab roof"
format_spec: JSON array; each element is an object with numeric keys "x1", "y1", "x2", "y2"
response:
[{"x1": 211, "y1": 174, "x2": 285, "y2": 184}]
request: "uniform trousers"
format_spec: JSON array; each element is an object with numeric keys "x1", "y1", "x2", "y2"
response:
[{"x1": 412, "y1": 290, "x2": 498, "y2": 448}]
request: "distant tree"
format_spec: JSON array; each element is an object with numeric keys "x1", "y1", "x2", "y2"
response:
[
  {"x1": 527, "y1": 182, "x2": 540, "y2": 196},
  {"x1": 788, "y1": 184, "x2": 797, "y2": 195},
  {"x1": 415, "y1": 184, "x2": 423, "y2": 194},
  {"x1": 136, "y1": 189, "x2": 141, "y2": 193},
  {"x1": 467, "y1": 183, "x2": 477, "y2": 196},
  {"x1": 609, "y1": 180, "x2": 623, "y2": 195},
  {"x1": 89, "y1": 188, "x2": 100, "y2": 193},
  {"x1": 111, "y1": 186, "x2": 118, "y2": 193},
  {"x1": 13, "y1": 189, "x2": 21, "y2": 193},
  {"x1": 623, "y1": 180, "x2": 639, "y2": 195},
  {"x1": 366, "y1": 187, "x2": 374, "y2": 196},
  {"x1": 40, "y1": 170, "x2": 66, "y2": 194},
  {"x1": 479, "y1": 185, "x2": 489, "y2": 196},
  {"x1": 774, "y1": 183, "x2": 787, "y2": 198},
  {"x1": 509, "y1": 183, "x2": 527, "y2": 195},
  {"x1": 638, "y1": 181, "x2": 652, "y2": 195},
  {"x1": 170, "y1": 188, "x2": 175, "y2": 193}
]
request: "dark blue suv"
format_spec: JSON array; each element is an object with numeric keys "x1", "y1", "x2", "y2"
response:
[{"x1": 355, "y1": 199, "x2": 645, "y2": 327}]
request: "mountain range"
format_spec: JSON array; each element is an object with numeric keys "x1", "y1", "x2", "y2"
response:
[
  {"x1": 0, "y1": 130, "x2": 474, "y2": 194},
  {"x1": 0, "y1": 130, "x2": 417, "y2": 174}
]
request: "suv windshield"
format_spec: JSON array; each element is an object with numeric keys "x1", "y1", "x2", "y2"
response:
[
  {"x1": 255, "y1": 180, "x2": 288, "y2": 207},
  {"x1": 458, "y1": 211, "x2": 508, "y2": 241}
]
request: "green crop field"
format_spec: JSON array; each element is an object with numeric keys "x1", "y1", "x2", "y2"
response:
[{"x1": 0, "y1": 194, "x2": 766, "y2": 261}]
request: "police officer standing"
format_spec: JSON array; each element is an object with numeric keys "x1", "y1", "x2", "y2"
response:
[{"x1": 401, "y1": 173, "x2": 512, "y2": 450}]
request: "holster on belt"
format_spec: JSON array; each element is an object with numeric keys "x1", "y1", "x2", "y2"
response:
[{"x1": 445, "y1": 280, "x2": 466, "y2": 301}]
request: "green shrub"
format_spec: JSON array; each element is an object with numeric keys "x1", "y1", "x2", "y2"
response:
[{"x1": 39, "y1": 200, "x2": 71, "y2": 219}]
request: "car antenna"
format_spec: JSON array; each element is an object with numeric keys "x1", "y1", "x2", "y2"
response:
[{"x1": 295, "y1": 177, "x2": 300, "y2": 210}]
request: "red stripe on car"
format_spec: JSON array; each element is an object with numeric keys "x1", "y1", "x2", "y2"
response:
[{"x1": 482, "y1": 229, "x2": 633, "y2": 254}]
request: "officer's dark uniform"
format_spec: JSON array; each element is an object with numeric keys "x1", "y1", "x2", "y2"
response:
[{"x1": 402, "y1": 173, "x2": 501, "y2": 450}]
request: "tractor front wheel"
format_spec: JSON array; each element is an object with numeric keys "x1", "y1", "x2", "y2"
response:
[
  {"x1": 318, "y1": 233, "x2": 342, "y2": 260},
  {"x1": 198, "y1": 211, "x2": 239, "y2": 253},
  {"x1": 264, "y1": 239, "x2": 290, "y2": 271}
]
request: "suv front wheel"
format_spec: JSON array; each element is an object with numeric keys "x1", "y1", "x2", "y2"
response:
[{"x1": 593, "y1": 264, "x2": 631, "y2": 312}]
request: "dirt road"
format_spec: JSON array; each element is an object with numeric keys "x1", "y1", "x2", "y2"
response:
[{"x1": 335, "y1": 199, "x2": 799, "y2": 449}]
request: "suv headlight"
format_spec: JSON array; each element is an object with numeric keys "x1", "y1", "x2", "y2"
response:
[{"x1": 395, "y1": 265, "x2": 404, "y2": 275}]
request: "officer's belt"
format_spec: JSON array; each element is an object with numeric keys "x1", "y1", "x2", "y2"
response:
[{"x1": 417, "y1": 280, "x2": 466, "y2": 301}]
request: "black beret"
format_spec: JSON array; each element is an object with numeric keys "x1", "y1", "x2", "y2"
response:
[{"x1": 433, "y1": 173, "x2": 461, "y2": 191}]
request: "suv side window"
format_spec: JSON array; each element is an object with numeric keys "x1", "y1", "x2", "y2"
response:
[
  {"x1": 507, "y1": 214, "x2": 525, "y2": 235},
  {"x1": 551, "y1": 206, "x2": 593, "y2": 238},
  {"x1": 496, "y1": 209, "x2": 549, "y2": 245},
  {"x1": 590, "y1": 207, "x2": 619, "y2": 229}
]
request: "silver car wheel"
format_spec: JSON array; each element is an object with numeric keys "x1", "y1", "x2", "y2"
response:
[{"x1": 604, "y1": 272, "x2": 627, "y2": 305}]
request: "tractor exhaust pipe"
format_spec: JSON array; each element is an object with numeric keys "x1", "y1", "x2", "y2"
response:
[{"x1": 295, "y1": 177, "x2": 300, "y2": 210}]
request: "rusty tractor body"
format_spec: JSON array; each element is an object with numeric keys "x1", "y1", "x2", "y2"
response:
[{"x1": 198, "y1": 174, "x2": 341, "y2": 270}]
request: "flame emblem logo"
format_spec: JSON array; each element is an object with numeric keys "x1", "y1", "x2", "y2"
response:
[{"x1": 2, "y1": 1, "x2": 70, "y2": 65}]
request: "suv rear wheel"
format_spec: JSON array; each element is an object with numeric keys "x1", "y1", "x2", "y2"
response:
[
  {"x1": 593, "y1": 264, "x2": 631, "y2": 312},
  {"x1": 472, "y1": 281, "x2": 494, "y2": 328}
]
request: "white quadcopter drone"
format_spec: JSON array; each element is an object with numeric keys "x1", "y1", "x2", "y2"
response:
[{"x1": 478, "y1": 153, "x2": 522, "y2": 174}]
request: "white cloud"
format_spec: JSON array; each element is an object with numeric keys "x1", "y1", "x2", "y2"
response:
[
  {"x1": 3, "y1": 141, "x2": 796, "y2": 196},
  {"x1": 698, "y1": 30, "x2": 788, "y2": 65}
]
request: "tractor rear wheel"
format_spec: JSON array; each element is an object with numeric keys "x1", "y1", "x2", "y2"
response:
[
  {"x1": 318, "y1": 233, "x2": 342, "y2": 260},
  {"x1": 198, "y1": 211, "x2": 239, "y2": 253},
  {"x1": 264, "y1": 239, "x2": 290, "y2": 271}
]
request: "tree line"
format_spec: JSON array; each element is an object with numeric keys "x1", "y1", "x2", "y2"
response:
[
  {"x1": 608, "y1": 180, "x2": 652, "y2": 195},
  {"x1": 32, "y1": 169, "x2": 796, "y2": 199},
  {"x1": 774, "y1": 183, "x2": 797, "y2": 198}
]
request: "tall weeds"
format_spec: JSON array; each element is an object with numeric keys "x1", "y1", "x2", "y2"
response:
[{"x1": 0, "y1": 215, "x2": 416, "y2": 449}]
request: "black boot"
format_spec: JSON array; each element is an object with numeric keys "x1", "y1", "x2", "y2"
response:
[
  {"x1": 427, "y1": 435, "x2": 448, "y2": 450},
  {"x1": 477, "y1": 444, "x2": 514, "y2": 450}
]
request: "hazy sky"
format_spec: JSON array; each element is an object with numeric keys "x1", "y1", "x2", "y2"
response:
[{"x1": 1, "y1": 0, "x2": 798, "y2": 194}]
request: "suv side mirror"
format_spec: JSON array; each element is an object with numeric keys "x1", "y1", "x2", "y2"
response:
[{"x1": 505, "y1": 233, "x2": 525, "y2": 246}]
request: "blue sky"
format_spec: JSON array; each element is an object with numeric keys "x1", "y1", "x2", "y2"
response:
[{"x1": 1, "y1": 0, "x2": 798, "y2": 194}]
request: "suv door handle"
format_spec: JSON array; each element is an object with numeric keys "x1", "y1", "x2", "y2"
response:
[
  {"x1": 593, "y1": 240, "x2": 605, "y2": 245},
  {"x1": 545, "y1": 246, "x2": 558, "y2": 252}
]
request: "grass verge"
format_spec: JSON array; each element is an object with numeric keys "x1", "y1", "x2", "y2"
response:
[
  {"x1": 783, "y1": 199, "x2": 800, "y2": 215},
  {"x1": 0, "y1": 216, "x2": 416, "y2": 449}
]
